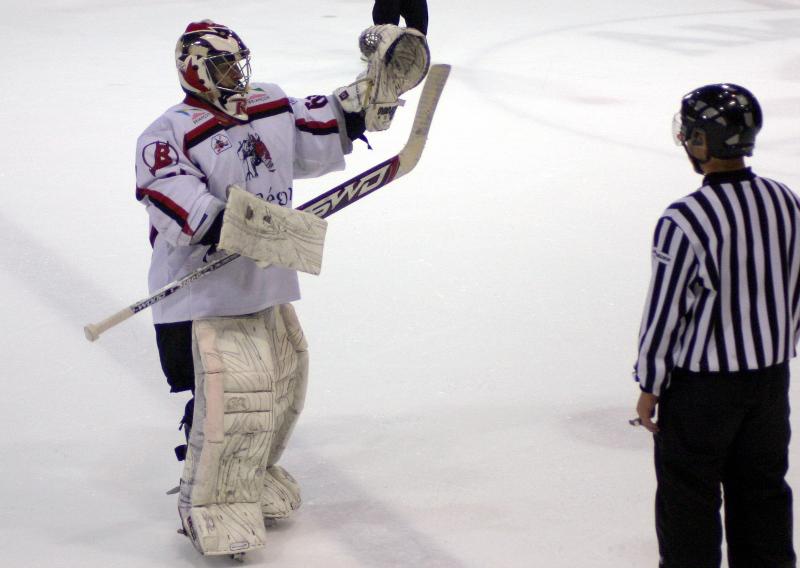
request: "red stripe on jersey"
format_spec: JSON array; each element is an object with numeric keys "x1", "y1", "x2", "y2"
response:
[
  {"x1": 295, "y1": 118, "x2": 339, "y2": 134},
  {"x1": 184, "y1": 118, "x2": 223, "y2": 148},
  {"x1": 136, "y1": 187, "x2": 195, "y2": 236},
  {"x1": 248, "y1": 98, "x2": 291, "y2": 115},
  {"x1": 183, "y1": 94, "x2": 238, "y2": 125}
]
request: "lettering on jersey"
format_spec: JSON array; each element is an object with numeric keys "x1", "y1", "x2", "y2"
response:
[
  {"x1": 211, "y1": 133, "x2": 232, "y2": 155},
  {"x1": 304, "y1": 95, "x2": 328, "y2": 110},
  {"x1": 652, "y1": 249, "x2": 673, "y2": 265},
  {"x1": 191, "y1": 110, "x2": 212, "y2": 124},
  {"x1": 142, "y1": 141, "x2": 178, "y2": 176},
  {"x1": 237, "y1": 133, "x2": 275, "y2": 180},
  {"x1": 248, "y1": 93, "x2": 270, "y2": 104},
  {"x1": 257, "y1": 188, "x2": 293, "y2": 207},
  {"x1": 177, "y1": 109, "x2": 212, "y2": 124}
]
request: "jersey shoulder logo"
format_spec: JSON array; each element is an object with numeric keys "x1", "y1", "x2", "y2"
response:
[{"x1": 142, "y1": 141, "x2": 178, "y2": 176}]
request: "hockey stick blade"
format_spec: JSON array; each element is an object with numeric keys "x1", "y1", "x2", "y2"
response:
[{"x1": 84, "y1": 64, "x2": 451, "y2": 342}]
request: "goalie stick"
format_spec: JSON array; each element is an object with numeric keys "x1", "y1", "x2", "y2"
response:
[{"x1": 84, "y1": 63, "x2": 450, "y2": 342}]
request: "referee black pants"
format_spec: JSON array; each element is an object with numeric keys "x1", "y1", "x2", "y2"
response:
[{"x1": 655, "y1": 363, "x2": 795, "y2": 568}]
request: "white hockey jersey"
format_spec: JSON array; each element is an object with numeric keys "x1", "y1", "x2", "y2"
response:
[{"x1": 135, "y1": 83, "x2": 351, "y2": 323}]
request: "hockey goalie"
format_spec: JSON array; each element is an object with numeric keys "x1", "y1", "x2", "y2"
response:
[{"x1": 133, "y1": 18, "x2": 428, "y2": 558}]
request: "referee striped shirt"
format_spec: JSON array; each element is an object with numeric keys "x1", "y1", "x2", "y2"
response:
[{"x1": 635, "y1": 168, "x2": 800, "y2": 396}]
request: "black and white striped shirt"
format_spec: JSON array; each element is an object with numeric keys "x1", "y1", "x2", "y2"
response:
[{"x1": 635, "y1": 168, "x2": 800, "y2": 396}]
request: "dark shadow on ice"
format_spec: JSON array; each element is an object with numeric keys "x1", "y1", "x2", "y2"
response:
[
  {"x1": 299, "y1": 467, "x2": 466, "y2": 567},
  {"x1": 0, "y1": 213, "x2": 162, "y2": 386}
]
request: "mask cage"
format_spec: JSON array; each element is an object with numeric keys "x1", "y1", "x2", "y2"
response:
[{"x1": 206, "y1": 50, "x2": 251, "y2": 95}]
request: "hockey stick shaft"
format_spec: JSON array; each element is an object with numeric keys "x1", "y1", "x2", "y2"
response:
[
  {"x1": 83, "y1": 253, "x2": 242, "y2": 341},
  {"x1": 84, "y1": 64, "x2": 450, "y2": 342},
  {"x1": 301, "y1": 63, "x2": 450, "y2": 217}
]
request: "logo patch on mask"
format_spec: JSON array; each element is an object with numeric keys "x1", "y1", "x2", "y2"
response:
[
  {"x1": 142, "y1": 141, "x2": 178, "y2": 176},
  {"x1": 237, "y1": 133, "x2": 275, "y2": 180},
  {"x1": 211, "y1": 133, "x2": 232, "y2": 155}
]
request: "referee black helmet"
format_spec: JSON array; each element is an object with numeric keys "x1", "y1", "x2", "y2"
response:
[{"x1": 673, "y1": 83, "x2": 763, "y2": 159}]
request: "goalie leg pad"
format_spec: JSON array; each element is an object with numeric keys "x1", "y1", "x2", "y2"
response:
[
  {"x1": 219, "y1": 186, "x2": 328, "y2": 274},
  {"x1": 261, "y1": 465, "x2": 302, "y2": 519},
  {"x1": 267, "y1": 303, "x2": 309, "y2": 466},
  {"x1": 178, "y1": 309, "x2": 283, "y2": 556},
  {"x1": 261, "y1": 303, "x2": 309, "y2": 518}
]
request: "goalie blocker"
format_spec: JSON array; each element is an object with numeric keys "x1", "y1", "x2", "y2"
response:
[{"x1": 219, "y1": 185, "x2": 327, "y2": 274}]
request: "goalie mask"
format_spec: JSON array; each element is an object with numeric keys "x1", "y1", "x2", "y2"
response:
[{"x1": 175, "y1": 21, "x2": 251, "y2": 120}]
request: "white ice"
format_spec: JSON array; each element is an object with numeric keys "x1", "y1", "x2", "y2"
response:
[{"x1": 3, "y1": 0, "x2": 800, "y2": 566}]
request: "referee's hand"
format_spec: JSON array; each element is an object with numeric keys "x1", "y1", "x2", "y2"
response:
[{"x1": 635, "y1": 391, "x2": 660, "y2": 433}]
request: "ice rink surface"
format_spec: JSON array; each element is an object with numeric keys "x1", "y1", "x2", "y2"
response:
[{"x1": 2, "y1": 0, "x2": 800, "y2": 566}]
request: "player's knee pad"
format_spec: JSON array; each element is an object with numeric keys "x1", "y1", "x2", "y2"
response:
[{"x1": 178, "y1": 309, "x2": 279, "y2": 556}]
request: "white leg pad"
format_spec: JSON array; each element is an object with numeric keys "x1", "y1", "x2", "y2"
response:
[
  {"x1": 261, "y1": 465, "x2": 302, "y2": 519},
  {"x1": 260, "y1": 303, "x2": 309, "y2": 518},
  {"x1": 179, "y1": 310, "x2": 282, "y2": 556}
]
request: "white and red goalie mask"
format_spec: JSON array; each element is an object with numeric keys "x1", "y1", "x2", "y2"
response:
[{"x1": 175, "y1": 20, "x2": 252, "y2": 120}]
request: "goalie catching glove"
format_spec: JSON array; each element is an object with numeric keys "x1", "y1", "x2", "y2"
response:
[
  {"x1": 218, "y1": 186, "x2": 327, "y2": 274},
  {"x1": 335, "y1": 24, "x2": 430, "y2": 132}
]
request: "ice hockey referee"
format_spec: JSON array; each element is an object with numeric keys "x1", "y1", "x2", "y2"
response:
[{"x1": 633, "y1": 84, "x2": 799, "y2": 568}]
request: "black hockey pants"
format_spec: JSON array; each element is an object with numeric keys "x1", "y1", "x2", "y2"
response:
[
  {"x1": 154, "y1": 321, "x2": 195, "y2": 460},
  {"x1": 654, "y1": 363, "x2": 795, "y2": 568}
]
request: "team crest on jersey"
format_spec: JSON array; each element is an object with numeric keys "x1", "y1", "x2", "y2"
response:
[
  {"x1": 142, "y1": 141, "x2": 178, "y2": 176},
  {"x1": 237, "y1": 133, "x2": 275, "y2": 180},
  {"x1": 211, "y1": 133, "x2": 232, "y2": 155}
]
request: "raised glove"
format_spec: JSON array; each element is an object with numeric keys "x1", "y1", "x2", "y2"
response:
[{"x1": 334, "y1": 25, "x2": 430, "y2": 132}]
